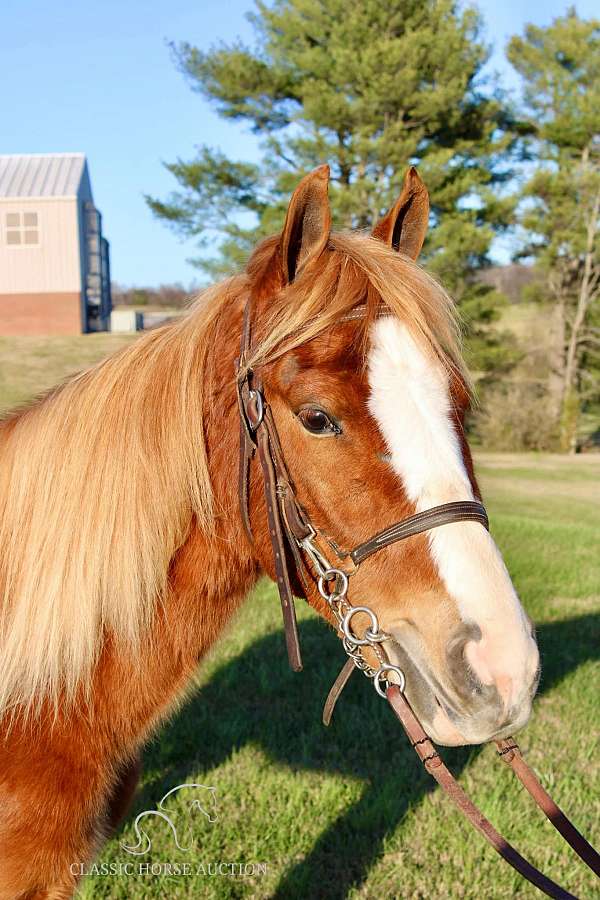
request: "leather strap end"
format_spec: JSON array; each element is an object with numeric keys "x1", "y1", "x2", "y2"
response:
[
  {"x1": 322, "y1": 658, "x2": 355, "y2": 726},
  {"x1": 280, "y1": 590, "x2": 303, "y2": 672}
]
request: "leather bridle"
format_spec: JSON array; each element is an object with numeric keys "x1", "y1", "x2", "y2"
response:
[
  {"x1": 235, "y1": 298, "x2": 600, "y2": 898},
  {"x1": 236, "y1": 299, "x2": 488, "y2": 670}
]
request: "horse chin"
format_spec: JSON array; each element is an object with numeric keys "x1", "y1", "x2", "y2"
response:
[
  {"x1": 426, "y1": 702, "x2": 472, "y2": 746},
  {"x1": 423, "y1": 696, "x2": 499, "y2": 746},
  {"x1": 426, "y1": 696, "x2": 533, "y2": 746}
]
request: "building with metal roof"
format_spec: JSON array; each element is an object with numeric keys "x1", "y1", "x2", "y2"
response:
[{"x1": 0, "y1": 153, "x2": 111, "y2": 334}]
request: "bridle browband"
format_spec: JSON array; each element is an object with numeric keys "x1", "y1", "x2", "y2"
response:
[{"x1": 234, "y1": 297, "x2": 600, "y2": 899}]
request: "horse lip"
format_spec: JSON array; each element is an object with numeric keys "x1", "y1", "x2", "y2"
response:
[
  {"x1": 383, "y1": 633, "x2": 450, "y2": 715},
  {"x1": 384, "y1": 632, "x2": 483, "y2": 744}
]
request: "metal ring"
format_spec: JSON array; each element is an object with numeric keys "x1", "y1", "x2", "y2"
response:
[
  {"x1": 342, "y1": 636, "x2": 358, "y2": 653},
  {"x1": 365, "y1": 627, "x2": 388, "y2": 643},
  {"x1": 341, "y1": 606, "x2": 380, "y2": 647},
  {"x1": 373, "y1": 664, "x2": 406, "y2": 698},
  {"x1": 317, "y1": 569, "x2": 348, "y2": 601}
]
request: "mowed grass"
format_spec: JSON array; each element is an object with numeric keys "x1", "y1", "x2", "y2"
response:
[
  {"x1": 0, "y1": 334, "x2": 135, "y2": 412},
  {"x1": 0, "y1": 338, "x2": 598, "y2": 898},
  {"x1": 87, "y1": 466, "x2": 597, "y2": 899}
]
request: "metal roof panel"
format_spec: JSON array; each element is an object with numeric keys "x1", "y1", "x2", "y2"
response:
[{"x1": 0, "y1": 153, "x2": 87, "y2": 198}]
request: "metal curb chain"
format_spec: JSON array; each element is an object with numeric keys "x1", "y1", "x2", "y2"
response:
[{"x1": 300, "y1": 534, "x2": 405, "y2": 697}]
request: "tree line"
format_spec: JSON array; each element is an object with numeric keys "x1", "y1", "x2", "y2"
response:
[
  {"x1": 112, "y1": 283, "x2": 191, "y2": 309},
  {"x1": 146, "y1": 3, "x2": 600, "y2": 453}
]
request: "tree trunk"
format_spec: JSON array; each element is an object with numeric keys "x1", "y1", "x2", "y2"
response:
[
  {"x1": 559, "y1": 181, "x2": 600, "y2": 453},
  {"x1": 548, "y1": 281, "x2": 566, "y2": 426}
]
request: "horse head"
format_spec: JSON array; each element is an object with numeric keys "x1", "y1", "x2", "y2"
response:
[{"x1": 241, "y1": 165, "x2": 540, "y2": 745}]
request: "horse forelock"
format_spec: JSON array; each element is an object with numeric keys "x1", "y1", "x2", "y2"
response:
[{"x1": 245, "y1": 231, "x2": 468, "y2": 392}]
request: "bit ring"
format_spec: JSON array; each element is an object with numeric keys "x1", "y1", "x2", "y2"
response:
[
  {"x1": 341, "y1": 606, "x2": 380, "y2": 646},
  {"x1": 318, "y1": 569, "x2": 349, "y2": 601},
  {"x1": 374, "y1": 664, "x2": 406, "y2": 698}
]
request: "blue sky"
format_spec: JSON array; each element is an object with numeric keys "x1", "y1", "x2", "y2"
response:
[{"x1": 1, "y1": 0, "x2": 596, "y2": 287}]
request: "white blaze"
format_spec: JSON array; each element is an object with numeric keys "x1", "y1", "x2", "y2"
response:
[{"x1": 367, "y1": 317, "x2": 533, "y2": 703}]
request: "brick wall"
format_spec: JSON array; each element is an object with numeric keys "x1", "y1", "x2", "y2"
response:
[{"x1": 0, "y1": 292, "x2": 82, "y2": 335}]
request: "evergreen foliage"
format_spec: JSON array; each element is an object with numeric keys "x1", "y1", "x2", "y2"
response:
[{"x1": 147, "y1": 0, "x2": 523, "y2": 374}]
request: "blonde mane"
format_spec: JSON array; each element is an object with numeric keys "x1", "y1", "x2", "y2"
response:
[{"x1": 0, "y1": 231, "x2": 464, "y2": 717}]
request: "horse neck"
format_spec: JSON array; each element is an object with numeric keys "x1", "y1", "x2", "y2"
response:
[
  {"x1": 0, "y1": 295, "x2": 260, "y2": 741},
  {"x1": 90, "y1": 298, "x2": 260, "y2": 743}
]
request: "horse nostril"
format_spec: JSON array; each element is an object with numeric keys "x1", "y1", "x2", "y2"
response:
[
  {"x1": 441, "y1": 624, "x2": 538, "y2": 740},
  {"x1": 446, "y1": 623, "x2": 481, "y2": 683}
]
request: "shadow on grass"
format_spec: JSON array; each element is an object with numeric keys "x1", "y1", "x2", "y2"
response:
[{"x1": 137, "y1": 612, "x2": 599, "y2": 899}]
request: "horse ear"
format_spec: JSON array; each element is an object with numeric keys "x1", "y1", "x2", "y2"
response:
[
  {"x1": 280, "y1": 165, "x2": 332, "y2": 283},
  {"x1": 372, "y1": 167, "x2": 429, "y2": 260}
]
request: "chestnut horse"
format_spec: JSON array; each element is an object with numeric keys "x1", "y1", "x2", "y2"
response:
[{"x1": 0, "y1": 166, "x2": 539, "y2": 898}]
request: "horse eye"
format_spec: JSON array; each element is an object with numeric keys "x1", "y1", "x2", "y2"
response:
[{"x1": 297, "y1": 407, "x2": 340, "y2": 435}]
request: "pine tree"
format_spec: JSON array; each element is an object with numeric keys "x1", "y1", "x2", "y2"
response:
[
  {"x1": 147, "y1": 0, "x2": 520, "y2": 373},
  {"x1": 508, "y1": 10, "x2": 600, "y2": 451}
]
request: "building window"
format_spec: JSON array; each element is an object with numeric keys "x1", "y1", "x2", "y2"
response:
[{"x1": 5, "y1": 211, "x2": 39, "y2": 245}]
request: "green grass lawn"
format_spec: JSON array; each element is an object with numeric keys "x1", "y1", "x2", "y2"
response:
[
  {"x1": 0, "y1": 334, "x2": 135, "y2": 412},
  {"x1": 78, "y1": 459, "x2": 597, "y2": 900},
  {"x1": 0, "y1": 338, "x2": 598, "y2": 898}
]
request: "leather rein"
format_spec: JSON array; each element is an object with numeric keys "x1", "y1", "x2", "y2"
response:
[{"x1": 235, "y1": 298, "x2": 599, "y2": 899}]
